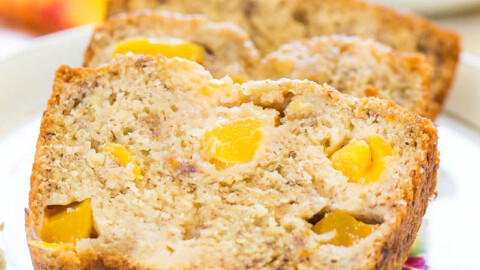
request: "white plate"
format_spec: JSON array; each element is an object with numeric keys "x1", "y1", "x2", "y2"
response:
[
  {"x1": 366, "y1": 0, "x2": 480, "y2": 16},
  {"x1": 1, "y1": 25, "x2": 480, "y2": 270}
]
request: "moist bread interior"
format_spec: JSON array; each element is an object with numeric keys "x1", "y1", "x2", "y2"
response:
[{"x1": 29, "y1": 55, "x2": 437, "y2": 269}]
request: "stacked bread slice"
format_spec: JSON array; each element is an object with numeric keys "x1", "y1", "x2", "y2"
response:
[
  {"x1": 106, "y1": 0, "x2": 460, "y2": 118},
  {"x1": 85, "y1": 11, "x2": 432, "y2": 117}
]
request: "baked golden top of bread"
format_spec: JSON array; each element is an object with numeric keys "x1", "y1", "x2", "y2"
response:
[
  {"x1": 27, "y1": 55, "x2": 438, "y2": 269},
  {"x1": 86, "y1": 11, "x2": 432, "y2": 118},
  {"x1": 107, "y1": 0, "x2": 460, "y2": 117}
]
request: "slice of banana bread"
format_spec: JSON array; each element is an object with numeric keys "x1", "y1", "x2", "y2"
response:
[
  {"x1": 84, "y1": 10, "x2": 259, "y2": 82},
  {"x1": 106, "y1": 0, "x2": 460, "y2": 118},
  {"x1": 27, "y1": 55, "x2": 438, "y2": 270},
  {"x1": 86, "y1": 12, "x2": 432, "y2": 117},
  {"x1": 260, "y1": 36, "x2": 432, "y2": 118}
]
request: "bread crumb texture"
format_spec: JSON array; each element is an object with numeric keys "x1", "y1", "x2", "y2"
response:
[
  {"x1": 85, "y1": 11, "x2": 432, "y2": 118},
  {"x1": 27, "y1": 55, "x2": 438, "y2": 270}
]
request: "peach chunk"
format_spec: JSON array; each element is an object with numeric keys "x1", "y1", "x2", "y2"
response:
[
  {"x1": 204, "y1": 118, "x2": 263, "y2": 164},
  {"x1": 330, "y1": 136, "x2": 393, "y2": 183},
  {"x1": 40, "y1": 199, "x2": 93, "y2": 244},
  {"x1": 285, "y1": 96, "x2": 316, "y2": 114},
  {"x1": 101, "y1": 143, "x2": 142, "y2": 179},
  {"x1": 368, "y1": 136, "x2": 394, "y2": 182},
  {"x1": 112, "y1": 38, "x2": 204, "y2": 63},
  {"x1": 312, "y1": 210, "x2": 378, "y2": 247}
]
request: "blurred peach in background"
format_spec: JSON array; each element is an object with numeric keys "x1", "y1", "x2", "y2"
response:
[{"x1": 0, "y1": 0, "x2": 106, "y2": 35}]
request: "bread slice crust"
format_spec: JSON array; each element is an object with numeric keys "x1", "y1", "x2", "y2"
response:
[{"x1": 27, "y1": 55, "x2": 438, "y2": 270}]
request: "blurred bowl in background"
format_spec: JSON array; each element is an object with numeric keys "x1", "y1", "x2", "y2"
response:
[{"x1": 367, "y1": 0, "x2": 480, "y2": 16}]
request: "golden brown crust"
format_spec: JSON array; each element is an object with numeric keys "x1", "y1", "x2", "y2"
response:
[
  {"x1": 319, "y1": 92, "x2": 438, "y2": 269},
  {"x1": 289, "y1": 86, "x2": 439, "y2": 269},
  {"x1": 327, "y1": 0, "x2": 460, "y2": 118},
  {"x1": 368, "y1": 104, "x2": 438, "y2": 269},
  {"x1": 326, "y1": 0, "x2": 460, "y2": 118},
  {"x1": 26, "y1": 65, "x2": 146, "y2": 270},
  {"x1": 28, "y1": 65, "x2": 74, "y2": 216},
  {"x1": 27, "y1": 67, "x2": 80, "y2": 270},
  {"x1": 376, "y1": 145, "x2": 438, "y2": 269},
  {"x1": 27, "y1": 55, "x2": 438, "y2": 270},
  {"x1": 106, "y1": 0, "x2": 460, "y2": 118},
  {"x1": 371, "y1": 99, "x2": 438, "y2": 269},
  {"x1": 28, "y1": 66, "x2": 74, "y2": 258}
]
